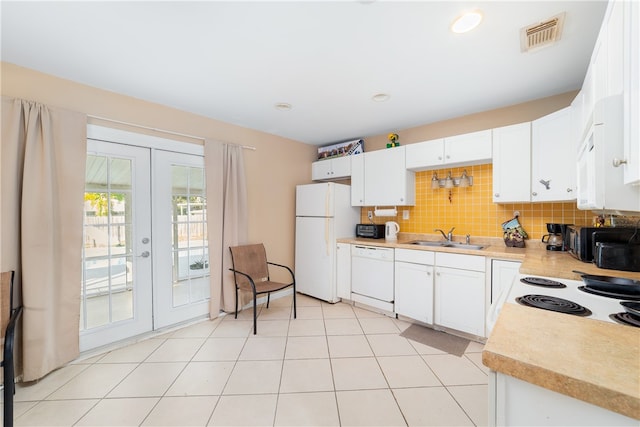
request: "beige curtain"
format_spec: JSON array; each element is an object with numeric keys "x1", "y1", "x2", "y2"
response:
[
  {"x1": 1, "y1": 97, "x2": 86, "y2": 381},
  {"x1": 204, "y1": 141, "x2": 248, "y2": 316}
]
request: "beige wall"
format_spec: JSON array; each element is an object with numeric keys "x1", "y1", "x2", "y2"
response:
[
  {"x1": 1, "y1": 61, "x2": 581, "y2": 262},
  {"x1": 361, "y1": 91, "x2": 578, "y2": 151},
  {"x1": 1, "y1": 62, "x2": 318, "y2": 267}
]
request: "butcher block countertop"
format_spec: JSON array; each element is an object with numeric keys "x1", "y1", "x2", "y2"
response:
[
  {"x1": 338, "y1": 232, "x2": 640, "y2": 419},
  {"x1": 483, "y1": 303, "x2": 640, "y2": 420}
]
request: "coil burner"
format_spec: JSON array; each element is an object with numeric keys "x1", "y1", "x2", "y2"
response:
[
  {"x1": 520, "y1": 277, "x2": 567, "y2": 288},
  {"x1": 516, "y1": 294, "x2": 592, "y2": 317},
  {"x1": 609, "y1": 313, "x2": 640, "y2": 328}
]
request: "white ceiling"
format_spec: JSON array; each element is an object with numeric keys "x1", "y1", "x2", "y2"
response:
[{"x1": 1, "y1": 1, "x2": 607, "y2": 146}]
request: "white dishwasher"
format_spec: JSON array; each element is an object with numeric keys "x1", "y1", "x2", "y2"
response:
[{"x1": 351, "y1": 245, "x2": 395, "y2": 312}]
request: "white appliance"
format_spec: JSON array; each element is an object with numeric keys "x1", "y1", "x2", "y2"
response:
[
  {"x1": 486, "y1": 273, "x2": 638, "y2": 427},
  {"x1": 351, "y1": 245, "x2": 395, "y2": 312},
  {"x1": 295, "y1": 183, "x2": 360, "y2": 303},
  {"x1": 576, "y1": 94, "x2": 640, "y2": 212},
  {"x1": 385, "y1": 221, "x2": 400, "y2": 241}
]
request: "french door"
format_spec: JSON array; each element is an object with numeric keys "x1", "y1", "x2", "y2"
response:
[
  {"x1": 153, "y1": 150, "x2": 210, "y2": 329},
  {"x1": 80, "y1": 135, "x2": 210, "y2": 351}
]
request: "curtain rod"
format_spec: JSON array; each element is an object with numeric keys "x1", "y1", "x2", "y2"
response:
[{"x1": 87, "y1": 114, "x2": 257, "y2": 150}]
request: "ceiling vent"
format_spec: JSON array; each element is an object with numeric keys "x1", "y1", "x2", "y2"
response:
[{"x1": 520, "y1": 12, "x2": 565, "y2": 53}]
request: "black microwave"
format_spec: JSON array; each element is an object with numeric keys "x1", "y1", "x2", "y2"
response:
[{"x1": 566, "y1": 226, "x2": 637, "y2": 262}]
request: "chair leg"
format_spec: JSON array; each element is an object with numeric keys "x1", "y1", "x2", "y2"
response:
[
  {"x1": 293, "y1": 286, "x2": 297, "y2": 319},
  {"x1": 235, "y1": 286, "x2": 239, "y2": 319},
  {"x1": 266, "y1": 292, "x2": 271, "y2": 309},
  {"x1": 253, "y1": 292, "x2": 258, "y2": 335}
]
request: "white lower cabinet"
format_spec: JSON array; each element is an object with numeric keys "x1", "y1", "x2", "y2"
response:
[
  {"x1": 491, "y1": 372, "x2": 638, "y2": 426},
  {"x1": 434, "y1": 253, "x2": 486, "y2": 337},
  {"x1": 336, "y1": 243, "x2": 351, "y2": 300},
  {"x1": 394, "y1": 249, "x2": 435, "y2": 324},
  {"x1": 490, "y1": 259, "x2": 521, "y2": 304}
]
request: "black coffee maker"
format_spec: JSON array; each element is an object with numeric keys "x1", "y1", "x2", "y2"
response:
[{"x1": 542, "y1": 223, "x2": 571, "y2": 251}]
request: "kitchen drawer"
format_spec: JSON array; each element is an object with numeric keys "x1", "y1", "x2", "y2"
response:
[
  {"x1": 436, "y1": 252, "x2": 485, "y2": 272},
  {"x1": 395, "y1": 248, "x2": 435, "y2": 265}
]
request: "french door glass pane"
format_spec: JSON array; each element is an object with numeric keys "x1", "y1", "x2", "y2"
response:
[
  {"x1": 171, "y1": 165, "x2": 209, "y2": 307},
  {"x1": 81, "y1": 155, "x2": 134, "y2": 331}
]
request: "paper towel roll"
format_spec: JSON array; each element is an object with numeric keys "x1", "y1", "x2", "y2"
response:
[{"x1": 374, "y1": 208, "x2": 397, "y2": 217}]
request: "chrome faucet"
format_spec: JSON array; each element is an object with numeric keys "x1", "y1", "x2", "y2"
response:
[{"x1": 435, "y1": 227, "x2": 455, "y2": 242}]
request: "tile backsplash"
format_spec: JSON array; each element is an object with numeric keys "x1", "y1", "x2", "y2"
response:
[{"x1": 360, "y1": 164, "x2": 594, "y2": 240}]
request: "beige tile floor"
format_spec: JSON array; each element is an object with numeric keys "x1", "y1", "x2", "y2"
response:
[{"x1": 4, "y1": 294, "x2": 488, "y2": 426}]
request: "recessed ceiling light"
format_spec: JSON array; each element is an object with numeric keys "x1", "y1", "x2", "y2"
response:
[
  {"x1": 451, "y1": 10, "x2": 483, "y2": 34},
  {"x1": 372, "y1": 93, "x2": 390, "y2": 102},
  {"x1": 274, "y1": 102, "x2": 292, "y2": 111}
]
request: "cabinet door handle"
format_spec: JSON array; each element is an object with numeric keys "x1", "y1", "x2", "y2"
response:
[
  {"x1": 494, "y1": 193, "x2": 500, "y2": 198},
  {"x1": 567, "y1": 188, "x2": 573, "y2": 192},
  {"x1": 613, "y1": 158, "x2": 628, "y2": 167},
  {"x1": 532, "y1": 192, "x2": 538, "y2": 196}
]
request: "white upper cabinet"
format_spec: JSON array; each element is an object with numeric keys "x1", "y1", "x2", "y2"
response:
[
  {"x1": 623, "y1": 0, "x2": 640, "y2": 185},
  {"x1": 531, "y1": 107, "x2": 576, "y2": 202},
  {"x1": 606, "y1": 0, "x2": 625, "y2": 97},
  {"x1": 492, "y1": 122, "x2": 532, "y2": 203},
  {"x1": 364, "y1": 146, "x2": 415, "y2": 206},
  {"x1": 405, "y1": 130, "x2": 492, "y2": 171},
  {"x1": 405, "y1": 138, "x2": 444, "y2": 170},
  {"x1": 591, "y1": 0, "x2": 624, "y2": 105},
  {"x1": 311, "y1": 156, "x2": 351, "y2": 181},
  {"x1": 350, "y1": 154, "x2": 365, "y2": 206},
  {"x1": 444, "y1": 130, "x2": 493, "y2": 166}
]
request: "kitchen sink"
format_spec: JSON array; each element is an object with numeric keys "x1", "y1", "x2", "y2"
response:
[
  {"x1": 409, "y1": 241, "x2": 485, "y2": 250},
  {"x1": 444, "y1": 242, "x2": 486, "y2": 250},
  {"x1": 409, "y1": 241, "x2": 447, "y2": 247}
]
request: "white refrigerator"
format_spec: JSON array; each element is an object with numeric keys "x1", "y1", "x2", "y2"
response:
[{"x1": 295, "y1": 183, "x2": 360, "y2": 303}]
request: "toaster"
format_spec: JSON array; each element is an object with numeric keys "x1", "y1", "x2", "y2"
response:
[{"x1": 356, "y1": 224, "x2": 385, "y2": 239}]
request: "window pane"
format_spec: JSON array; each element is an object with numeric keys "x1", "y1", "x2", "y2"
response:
[
  {"x1": 111, "y1": 256, "x2": 133, "y2": 323},
  {"x1": 170, "y1": 165, "x2": 209, "y2": 307},
  {"x1": 110, "y1": 158, "x2": 131, "y2": 190},
  {"x1": 189, "y1": 167, "x2": 204, "y2": 195},
  {"x1": 172, "y1": 165, "x2": 189, "y2": 193},
  {"x1": 86, "y1": 155, "x2": 107, "y2": 189}
]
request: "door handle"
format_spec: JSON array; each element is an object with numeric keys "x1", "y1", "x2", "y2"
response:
[{"x1": 138, "y1": 251, "x2": 150, "y2": 258}]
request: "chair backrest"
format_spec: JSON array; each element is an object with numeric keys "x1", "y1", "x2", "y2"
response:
[
  {"x1": 229, "y1": 244, "x2": 270, "y2": 287},
  {"x1": 1, "y1": 271, "x2": 12, "y2": 342}
]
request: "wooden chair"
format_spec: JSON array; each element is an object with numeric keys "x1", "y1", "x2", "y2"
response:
[
  {"x1": 229, "y1": 244, "x2": 296, "y2": 334},
  {"x1": 1, "y1": 271, "x2": 23, "y2": 427}
]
